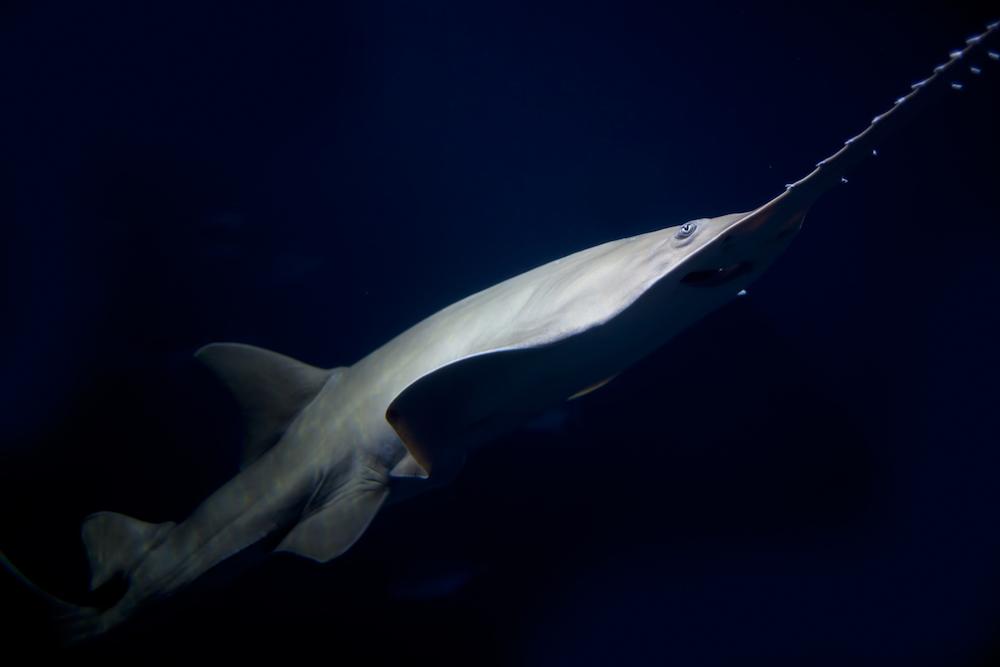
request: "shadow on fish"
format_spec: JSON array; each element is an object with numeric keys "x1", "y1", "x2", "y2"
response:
[{"x1": 3, "y1": 21, "x2": 998, "y2": 644}]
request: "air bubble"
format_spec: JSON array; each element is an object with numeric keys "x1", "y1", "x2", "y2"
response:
[
  {"x1": 737, "y1": 289, "x2": 748, "y2": 297},
  {"x1": 989, "y1": 51, "x2": 1000, "y2": 61},
  {"x1": 971, "y1": 66, "x2": 982, "y2": 75},
  {"x1": 872, "y1": 149, "x2": 878, "y2": 156},
  {"x1": 951, "y1": 82, "x2": 964, "y2": 90},
  {"x1": 840, "y1": 177, "x2": 849, "y2": 184}
]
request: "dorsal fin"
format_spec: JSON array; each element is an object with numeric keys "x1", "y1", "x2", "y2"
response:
[
  {"x1": 195, "y1": 343, "x2": 337, "y2": 468},
  {"x1": 81, "y1": 512, "x2": 175, "y2": 591}
]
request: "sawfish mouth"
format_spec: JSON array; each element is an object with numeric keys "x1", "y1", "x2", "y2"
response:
[{"x1": 680, "y1": 261, "x2": 753, "y2": 287}]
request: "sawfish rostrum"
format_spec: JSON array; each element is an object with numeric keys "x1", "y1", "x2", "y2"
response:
[{"x1": 2, "y1": 21, "x2": 998, "y2": 643}]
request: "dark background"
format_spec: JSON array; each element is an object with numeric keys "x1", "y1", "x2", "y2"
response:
[{"x1": 2, "y1": 1, "x2": 999, "y2": 664}]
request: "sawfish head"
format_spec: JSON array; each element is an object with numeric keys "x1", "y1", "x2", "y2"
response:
[
  {"x1": 386, "y1": 19, "x2": 1000, "y2": 478},
  {"x1": 384, "y1": 202, "x2": 812, "y2": 478},
  {"x1": 658, "y1": 203, "x2": 806, "y2": 295}
]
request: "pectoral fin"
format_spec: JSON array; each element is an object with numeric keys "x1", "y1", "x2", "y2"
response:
[
  {"x1": 385, "y1": 339, "x2": 618, "y2": 476},
  {"x1": 275, "y1": 483, "x2": 389, "y2": 563},
  {"x1": 385, "y1": 347, "x2": 549, "y2": 477},
  {"x1": 390, "y1": 454, "x2": 430, "y2": 479}
]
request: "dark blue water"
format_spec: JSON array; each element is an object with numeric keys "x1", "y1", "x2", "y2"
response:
[{"x1": 2, "y1": 2, "x2": 999, "y2": 664}]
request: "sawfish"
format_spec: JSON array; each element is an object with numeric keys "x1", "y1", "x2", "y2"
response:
[{"x1": 3, "y1": 20, "x2": 998, "y2": 643}]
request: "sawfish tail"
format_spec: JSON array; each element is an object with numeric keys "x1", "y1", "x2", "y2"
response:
[
  {"x1": 0, "y1": 548, "x2": 107, "y2": 644},
  {"x1": 0, "y1": 511, "x2": 176, "y2": 644}
]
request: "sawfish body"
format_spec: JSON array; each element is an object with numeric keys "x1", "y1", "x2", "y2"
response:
[{"x1": 3, "y1": 20, "x2": 998, "y2": 643}]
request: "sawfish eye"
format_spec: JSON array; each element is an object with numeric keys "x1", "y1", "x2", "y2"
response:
[{"x1": 675, "y1": 222, "x2": 697, "y2": 239}]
